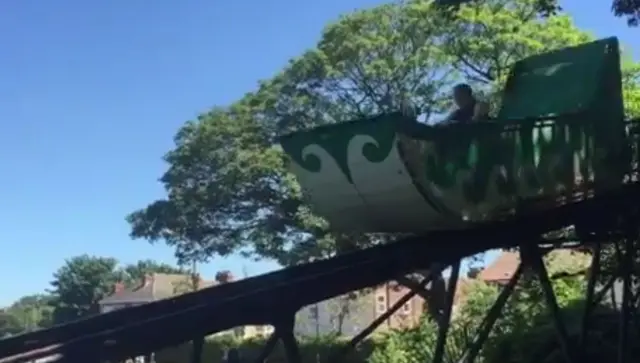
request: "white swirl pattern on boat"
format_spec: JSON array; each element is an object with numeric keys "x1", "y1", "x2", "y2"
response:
[
  {"x1": 347, "y1": 135, "x2": 445, "y2": 232},
  {"x1": 291, "y1": 143, "x2": 369, "y2": 231}
]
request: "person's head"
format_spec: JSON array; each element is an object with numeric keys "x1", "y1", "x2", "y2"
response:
[{"x1": 453, "y1": 83, "x2": 474, "y2": 107}]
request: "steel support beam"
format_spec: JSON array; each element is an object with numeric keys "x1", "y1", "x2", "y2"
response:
[
  {"x1": 579, "y1": 241, "x2": 601, "y2": 354},
  {"x1": 458, "y1": 263, "x2": 523, "y2": 363},
  {"x1": 432, "y1": 261, "x2": 461, "y2": 363},
  {"x1": 521, "y1": 243, "x2": 576, "y2": 363}
]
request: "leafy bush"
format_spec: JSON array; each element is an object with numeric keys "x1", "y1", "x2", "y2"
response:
[
  {"x1": 368, "y1": 271, "x2": 590, "y2": 363},
  {"x1": 155, "y1": 333, "x2": 373, "y2": 363}
]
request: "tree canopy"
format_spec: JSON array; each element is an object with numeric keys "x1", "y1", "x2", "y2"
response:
[
  {"x1": 438, "y1": 0, "x2": 640, "y2": 25},
  {"x1": 613, "y1": 0, "x2": 640, "y2": 25},
  {"x1": 3, "y1": 294, "x2": 55, "y2": 332},
  {"x1": 0, "y1": 312, "x2": 23, "y2": 338},
  {"x1": 545, "y1": 0, "x2": 640, "y2": 25},
  {"x1": 48, "y1": 255, "x2": 120, "y2": 323},
  {"x1": 128, "y1": 0, "x2": 640, "y2": 268}
]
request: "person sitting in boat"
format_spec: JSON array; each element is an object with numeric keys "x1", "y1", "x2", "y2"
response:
[{"x1": 440, "y1": 83, "x2": 489, "y2": 125}]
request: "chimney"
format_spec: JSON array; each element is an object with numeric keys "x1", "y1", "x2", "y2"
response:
[
  {"x1": 215, "y1": 270, "x2": 234, "y2": 284},
  {"x1": 114, "y1": 282, "x2": 125, "y2": 293}
]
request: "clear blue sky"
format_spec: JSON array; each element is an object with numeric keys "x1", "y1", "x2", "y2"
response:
[{"x1": 0, "y1": 0, "x2": 636, "y2": 306}]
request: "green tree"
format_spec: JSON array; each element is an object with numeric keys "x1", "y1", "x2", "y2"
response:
[
  {"x1": 368, "y1": 250, "x2": 590, "y2": 363},
  {"x1": 7, "y1": 294, "x2": 55, "y2": 330},
  {"x1": 0, "y1": 311, "x2": 23, "y2": 337},
  {"x1": 438, "y1": 0, "x2": 640, "y2": 26},
  {"x1": 48, "y1": 255, "x2": 121, "y2": 324},
  {"x1": 128, "y1": 0, "x2": 640, "y2": 267},
  {"x1": 458, "y1": 250, "x2": 587, "y2": 328},
  {"x1": 613, "y1": 0, "x2": 640, "y2": 25},
  {"x1": 454, "y1": 250, "x2": 596, "y2": 363}
]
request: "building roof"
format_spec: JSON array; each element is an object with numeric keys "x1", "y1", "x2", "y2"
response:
[
  {"x1": 478, "y1": 248, "x2": 590, "y2": 283},
  {"x1": 99, "y1": 273, "x2": 216, "y2": 305},
  {"x1": 477, "y1": 251, "x2": 520, "y2": 282}
]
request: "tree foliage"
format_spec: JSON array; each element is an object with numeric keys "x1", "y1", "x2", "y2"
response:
[
  {"x1": 367, "y1": 250, "x2": 628, "y2": 363},
  {"x1": 456, "y1": 252, "x2": 588, "y2": 363},
  {"x1": 48, "y1": 255, "x2": 121, "y2": 323},
  {"x1": 128, "y1": 0, "x2": 640, "y2": 267},
  {"x1": 613, "y1": 0, "x2": 640, "y2": 25},
  {"x1": 439, "y1": 0, "x2": 640, "y2": 26},
  {"x1": 0, "y1": 311, "x2": 23, "y2": 337},
  {"x1": 4, "y1": 294, "x2": 54, "y2": 332}
]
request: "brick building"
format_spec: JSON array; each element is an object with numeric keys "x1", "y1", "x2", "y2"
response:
[
  {"x1": 294, "y1": 251, "x2": 529, "y2": 338},
  {"x1": 295, "y1": 276, "x2": 475, "y2": 338},
  {"x1": 477, "y1": 251, "x2": 521, "y2": 285}
]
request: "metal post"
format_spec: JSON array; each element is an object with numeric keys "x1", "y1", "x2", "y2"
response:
[
  {"x1": 432, "y1": 261, "x2": 461, "y2": 363},
  {"x1": 278, "y1": 316, "x2": 301, "y2": 363},
  {"x1": 190, "y1": 337, "x2": 204, "y2": 363},
  {"x1": 458, "y1": 263, "x2": 523, "y2": 363},
  {"x1": 253, "y1": 333, "x2": 278, "y2": 363},
  {"x1": 579, "y1": 241, "x2": 601, "y2": 354},
  {"x1": 618, "y1": 236, "x2": 635, "y2": 363},
  {"x1": 520, "y1": 243, "x2": 576, "y2": 363}
]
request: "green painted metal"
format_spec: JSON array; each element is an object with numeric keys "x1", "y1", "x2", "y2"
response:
[{"x1": 279, "y1": 37, "x2": 626, "y2": 233}]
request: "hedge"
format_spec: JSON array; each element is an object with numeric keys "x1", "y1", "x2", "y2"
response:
[{"x1": 155, "y1": 334, "x2": 374, "y2": 363}]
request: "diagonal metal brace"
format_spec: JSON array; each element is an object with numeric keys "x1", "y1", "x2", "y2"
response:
[
  {"x1": 252, "y1": 313, "x2": 301, "y2": 363},
  {"x1": 457, "y1": 262, "x2": 523, "y2": 363},
  {"x1": 329, "y1": 265, "x2": 444, "y2": 362},
  {"x1": 520, "y1": 242, "x2": 576, "y2": 363},
  {"x1": 432, "y1": 261, "x2": 461, "y2": 363}
]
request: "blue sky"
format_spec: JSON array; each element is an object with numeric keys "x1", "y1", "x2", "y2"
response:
[{"x1": 0, "y1": 0, "x2": 636, "y2": 306}]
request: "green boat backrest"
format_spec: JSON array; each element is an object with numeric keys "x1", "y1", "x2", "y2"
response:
[{"x1": 497, "y1": 37, "x2": 623, "y2": 122}]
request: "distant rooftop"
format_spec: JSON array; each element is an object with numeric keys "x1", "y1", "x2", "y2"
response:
[{"x1": 99, "y1": 271, "x2": 233, "y2": 305}]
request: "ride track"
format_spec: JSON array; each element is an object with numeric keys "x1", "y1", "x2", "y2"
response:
[{"x1": 2, "y1": 180, "x2": 640, "y2": 363}]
